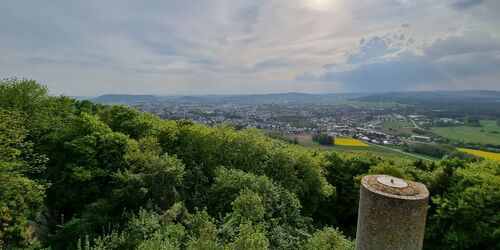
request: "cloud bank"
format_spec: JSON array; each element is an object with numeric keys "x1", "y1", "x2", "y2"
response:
[
  {"x1": 0, "y1": 0, "x2": 499, "y2": 95},
  {"x1": 299, "y1": 29, "x2": 500, "y2": 91}
]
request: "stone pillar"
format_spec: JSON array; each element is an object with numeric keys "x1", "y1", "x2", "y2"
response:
[{"x1": 355, "y1": 175, "x2": 429, "y2": 250}]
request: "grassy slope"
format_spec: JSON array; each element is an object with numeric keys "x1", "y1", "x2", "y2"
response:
[
  {"x1": 430, "y1": 120, "x2": 500, "y2": 145},
  {"x1": 370, "y1": 143, "x2": 439, "y2": 161}
]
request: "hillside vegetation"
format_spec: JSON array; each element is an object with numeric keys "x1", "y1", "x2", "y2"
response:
[
  {"x1": 1, "y1": 78, "x2": 499, "y2": 250},
  {"x1": 457, "y1": 148, "x2": 500, "y2": 161}
]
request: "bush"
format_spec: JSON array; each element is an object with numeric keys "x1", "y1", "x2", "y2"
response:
[
  {"x1": 303, "y1": 227, "x2": 354, "y2": 250},
  {"x1": 313, "y1": 133, "x2": 334, "y2": 146}
]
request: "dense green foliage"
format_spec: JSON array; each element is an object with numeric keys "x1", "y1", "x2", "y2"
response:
[
  {"x1": 0, "y1": 108, "x2": 45, "y2": 246},
  {"x1": 312, "y1": 133, "x2": 334, "y2": 146},
  {"x1": 1, "y1": 78, "x2": 499, "y2": 249},
  {"x1": 261, "y1": 130, "x2": 299, "y2": 145},
  {"x1": 426, "y1": 161, "x2": 500, "y2": 249}
]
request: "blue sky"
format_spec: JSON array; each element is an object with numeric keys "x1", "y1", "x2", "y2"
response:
[{"x1": 1, "y1": 0, "x2": 499, "y2": 95}]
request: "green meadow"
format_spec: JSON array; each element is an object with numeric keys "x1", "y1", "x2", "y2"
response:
[{"x1": 430, "y1": 120, "x2": 500, "y2": 145}]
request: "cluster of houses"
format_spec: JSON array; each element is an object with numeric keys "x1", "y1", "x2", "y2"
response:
[{"x1": 132, "y1": 101, "x2": 441, "y2": 146}]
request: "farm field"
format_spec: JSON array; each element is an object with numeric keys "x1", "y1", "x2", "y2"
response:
[
  {"x1": 457, "y1": 148, "x2": 500, "y2": 161},
  {"x1": 430, "y1": 120, "x2": 500, "y2": 145},
  {"x1": 335, "y1": 138, "x2": 369, "y2": 146},
  {"x1": 380, "y1": 120, "x2": 414, "y2": 135}
]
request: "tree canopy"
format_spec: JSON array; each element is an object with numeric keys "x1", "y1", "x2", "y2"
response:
[{"x1": 0, "y1": 78, "x2": 498, "y2": 249}]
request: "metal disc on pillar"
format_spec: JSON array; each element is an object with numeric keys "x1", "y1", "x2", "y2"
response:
[{"x1": 355, "y1": 175, "x2": 429, "y2": 250}]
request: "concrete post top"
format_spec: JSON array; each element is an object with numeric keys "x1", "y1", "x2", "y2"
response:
[{"x1": 361, "y1": 175, "x2": 429, "y2": 200}]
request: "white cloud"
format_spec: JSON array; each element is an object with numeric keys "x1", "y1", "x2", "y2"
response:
[{"x1": 0, "y1": 0, "x2": 499, "y2": 94}]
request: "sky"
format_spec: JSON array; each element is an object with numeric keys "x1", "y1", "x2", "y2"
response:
[{"x1": 1, "y1": 0, "x2": 499, "y2": 95}]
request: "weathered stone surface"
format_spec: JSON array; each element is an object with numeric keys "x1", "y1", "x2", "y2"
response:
[{"x1": 355, "y1": 175, "x2": 429, "y2": 250}]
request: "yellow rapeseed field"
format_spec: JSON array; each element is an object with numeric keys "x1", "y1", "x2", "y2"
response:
[
  {"x1": 457, "y1": 148, "x2": 500, "y2": 161},
  {"x1": 335, "y1": 138, "x2": 369, "y2": 147}
]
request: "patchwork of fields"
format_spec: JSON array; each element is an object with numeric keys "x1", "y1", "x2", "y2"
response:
[
  {"x1": 430, "y1": 120, "x2": 500, "y2": 145},
  {"x1": 291, "y1": 120, "x2": 500, "y2": 162}
]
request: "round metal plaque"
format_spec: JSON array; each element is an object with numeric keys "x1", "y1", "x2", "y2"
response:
[{"x1": 376, "y1": 176, "x2": 408, "y2": 188}]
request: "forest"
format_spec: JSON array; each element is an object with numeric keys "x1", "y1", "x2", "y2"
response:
[{"x1": 1, "y1": 78, "x2": 499, "y2": 249}]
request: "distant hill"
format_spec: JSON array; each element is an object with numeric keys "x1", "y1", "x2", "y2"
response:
[
  {"x1": 176, "y1": 92, "x2": 364, "y2": 103},
  {"x1": 354, "y1": 90, "x2": 500, "y2": 116},
  {"x1": 90, "y1": 92, "x2": 365, "y2": 104},
  {"x1": 92, "y1": 94, "x2": 163, "y2": 104},
  {"x1": 90, "y1": 91, "x2": 500, "y2": 116},
  {"x1": 355, "y1": 90, "x2": 500, "y2": 104},
  {"x1": 71, "y1": 96, "x2": 94, "y2": 100}
]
